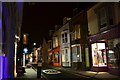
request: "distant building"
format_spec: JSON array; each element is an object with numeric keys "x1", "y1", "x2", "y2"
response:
[
  {"x1": 42, "y1": 38, "x2": 49, "y2": 65},
  {"x1": 52, "y1": 25, "x2": 61, "y2": 66},
  {"x1": 59, "y1": 17, "x2": 71, "y2": 67},
  {"x1": 47, "y1": 39, "x2": 53, "y2": 65},
  {"x1": 47, "y1": 30, "x2": 54, "y2": 65},
  {"x1": 70, "y1": 9, "x2": 89, "y2": 70}
]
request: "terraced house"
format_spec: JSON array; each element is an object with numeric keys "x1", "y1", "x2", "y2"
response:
[{"x1": 87, "y1": 2, "x2": 120, "y2": 76}]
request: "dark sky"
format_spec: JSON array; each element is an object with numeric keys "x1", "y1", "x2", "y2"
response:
[{"x1": 22, "y1": 2, "x2": 94, "y2": 46}]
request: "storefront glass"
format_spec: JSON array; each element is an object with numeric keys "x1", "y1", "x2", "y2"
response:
[
  {"x1": 108, "y1": 39, "x2": 120, "y2": 68},
  {"x1": 54, "y1": 52, "x2": 59, "y2": 63},
  {"x1": 72, "y1": 45, "x2": 82, "y2": 62},
  {"x1": 91, "y1": 43, "x2": 107, "y2": 67},
  {"x1": 62, "y1": 49, "x2": 69, "y2": 62},
  {"x1": 72, "y1": 47, "x2": 77, "y2": 62}
]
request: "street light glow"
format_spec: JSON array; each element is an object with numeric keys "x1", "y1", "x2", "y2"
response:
[{"x1": 33, "y1": 43, "x2": 36, "y2": 45}]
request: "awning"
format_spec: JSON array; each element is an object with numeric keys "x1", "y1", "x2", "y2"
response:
[{"x1": 88, "y1": 24, "x2": 120, "y2": 42}]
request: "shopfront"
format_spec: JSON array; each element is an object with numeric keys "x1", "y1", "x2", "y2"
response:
[
  {"x1": 53, "y1": 47, "x2": 60, "y2": 66},
  {"x1": 88, "y1": 25, "x2": 120, "y2": 73},
  {"x1": 91, "y1": 42, "x2": 108, "y2": 71},
  {"x1": 48, "y1": 51, "x2": 53, "y2": 65},
  {"x1": 107, "y1": 38, "x2": 120, "y2": 76},
  {"x1": 71, "y1": 44, "x2": 82, "y2": 70},
  {"x1": 61, "y1": 48, "x2": 71, "y2": 67}
]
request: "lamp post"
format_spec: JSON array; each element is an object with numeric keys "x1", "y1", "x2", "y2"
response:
[
  {"x1": 37, "y1": 46, "x2": 42, "y2": 78},
  {"x1": 37, "y1": 59, "x2": 42, "y2": 78}
]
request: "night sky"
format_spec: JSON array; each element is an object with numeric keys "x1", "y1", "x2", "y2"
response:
[{"x1": 22, "y1": 2, "x2": 94, "y2": 46}]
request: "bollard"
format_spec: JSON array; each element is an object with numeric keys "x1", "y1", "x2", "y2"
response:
[{"x1": 37, "y1": 60, "x2": 42, "y2": 78}]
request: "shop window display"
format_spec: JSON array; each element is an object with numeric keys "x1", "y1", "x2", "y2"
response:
[
  {"x1": 72, "y1": 47, "x2": 77, "y2": 62},
  {"x1": 92, "y1": 43, "x2": 107, "y2": 67},
  {"x1": 114, "y1": 43, "x2": 120, "y2": 67},
  {"x1": 54, "y1": 52, "x2": 59, "y2": 63},
  {"x1": 62, "y1": 49, "x2": 68, "y2": 62},
  {"x1": 108, "y1": 43, "x2": 120, "y2": 68},
  {"x1": 72, "y1": 45, "x2": 82, "y2": 62}
]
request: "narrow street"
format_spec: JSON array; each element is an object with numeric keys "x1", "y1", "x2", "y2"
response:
[
  {"x1": 15, "y1": 66, "x2": 95, "y2": 80},
  {"x1": 42, "y1": 67, "x2": 94, "y2": 80},
  {"x1": 14, "y1": 65, "x2": 120, "y2": 80},
  {"x1": 1, "y1": 2, "x2": 120, "y2": 80}
]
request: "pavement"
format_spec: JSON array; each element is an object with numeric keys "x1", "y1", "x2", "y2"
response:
[
  {"x1": 46, "y1": 65, "x2": 120, "y2": 80},
  {"x1": 15, "y1": 65, "x2": 120, "y2": 80},
  {"x1": 15, "y1": 67, "x2": 47, "y2": 80}
]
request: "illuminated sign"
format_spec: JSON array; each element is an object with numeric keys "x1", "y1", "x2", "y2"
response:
[{"x1": 23, "y1": 48, "x2": 28, "y2": 53}]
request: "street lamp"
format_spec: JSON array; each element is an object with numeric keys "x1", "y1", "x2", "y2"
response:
[{"x1": 33, "y1": 43, "x2": 36, "y2": 46}]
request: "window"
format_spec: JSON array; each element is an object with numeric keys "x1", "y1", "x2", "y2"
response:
[
  {"x1": 62, "y1": 34, "x2": 64, "y2": 43},
  {"x1": 50, "y1": 41, "x2": 52, "y2": 49},
  {"x1": 72, "y1": 45, "x2": 82, "y2": 62},
  {"x1": 108, "y1": 6, "x2": 114, "y2": 25},
  {"x1": 71, "y1": 31, "x2": 75, "y2": 41},
  {"x1": 99, "y1": 7, "x2": 107, "y2": 29},
  {"x1": 65, "y1": 49, "x2": 68, "y2": 62},
  {"x1": 71, "y1": 25, "x2": 80, "y2": 41},
  {"x1": 91, "y1": 43, "x2": 107, "y2": 67},
  {"x1": 72, "y1": 47, "x2": 77, "y2": 62},
  {"x1": 55, "y1": 37, "x2": 58, "y2": 47},
  {"x1": 62, "y1": 49, "x2": 69, "y2": 62},
  {"x1": 54, "y1": 52, "x2": 59, "y2": 63},
  {"x1": 75, "y1": 25, "x2": 80, "y2": 39},
  {"x1": 108, "y1": 39, "x2": 120, "y2": 68},
  {"x1": 61, "y1": 32, "x2": 68, "y2": 43},
  {"x1": 53, "y1": 37, "x2": 58, "y2": 48},
  {"x1": 96, "y1": 4, "x2": 114, "y2": 30}
]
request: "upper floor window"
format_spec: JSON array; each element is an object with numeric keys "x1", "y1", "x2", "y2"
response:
[
  {"x1": 53, "y1": 37, "x2": 58, "y2": 48},
  {"x1": 49, "y1": 41, "x2": 52, "y2": 49},
  {"x1": 71, "y1": 31, "x2": 75, "y2": 41},
  {"x1": 99, "y1": 7, "x2": 107, "y2": 29},
  {"x1": 71, "y1": 24, "x2": 80, "y2": 41},
  {"x1": 75, "y1": 25, "x2": 80, "y2": 39},
  {"x1": 62, "y1": 32, "x2": 68, "y2": 43},
  {"x1": 96, "y1": 3, "x2": 114, "y2": 31}
]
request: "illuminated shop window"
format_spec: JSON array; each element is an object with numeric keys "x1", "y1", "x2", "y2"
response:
[
  {"x1": 108, "y1": 49, "x2": 116, "y2": 68},
  {"x1": 62, "y1": 49, "x2": 69, "y2": 62},
  {"x1": 54, "y1": 52, "x2": 59, "y2": 63},
  {"x1": 62, "y1": 50, "x2": 65, "y2": 62},
  {"x1": 91, "y1": 43, "x2": 107, "y2": 67},
  {"x1": 72, "y1": 47, "x2": 77, "y2": 62},
  {"x1": 72, "y1": 45, "x2": 82, "y2": 62},
  {"x1": 108, "y1": 40, "x2": 120, "y2": 68}
]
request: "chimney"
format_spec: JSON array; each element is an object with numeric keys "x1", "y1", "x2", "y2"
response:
[
  {"x1": 73, "y1": 8, "x2": 78, "y2": 16},
  {"x1": 63, "y1": 17, "x2": 71, "y2": 25}
]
